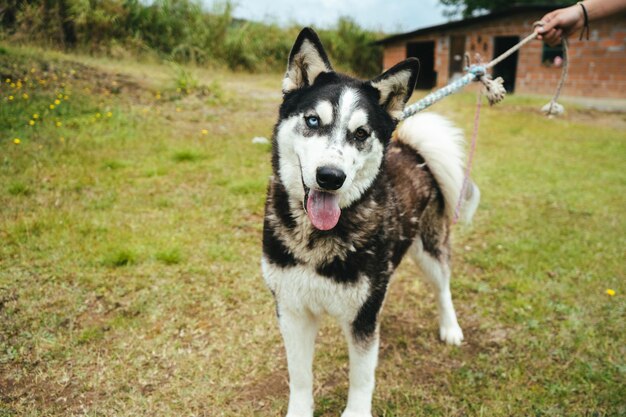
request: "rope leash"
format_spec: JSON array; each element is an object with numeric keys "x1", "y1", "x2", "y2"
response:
[
  {"x1": 541, "y1": 38, "x2": 569, "y2": 116},
  {"x1": 398, "y1": 23, "x2": 570, "y2": 223},
  {"x1": 402, "y1": 22, "x2": 568, "y2": 120}
]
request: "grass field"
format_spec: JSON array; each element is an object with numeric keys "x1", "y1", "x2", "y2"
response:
[{"x1": 1, "y1": 44, "x2": 624, "y2": 417}]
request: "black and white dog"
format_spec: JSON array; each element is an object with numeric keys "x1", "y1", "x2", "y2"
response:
[{"x1": 262, "y1": 28, "x2": 479, "y2": 417}]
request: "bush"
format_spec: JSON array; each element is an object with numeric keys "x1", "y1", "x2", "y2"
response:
[
  {"x1": 1, "y1": 0, "x2": 382, "y2": 76},
  {"x1": 320, "y1": 17, "x2": 383, "y2": 78}
]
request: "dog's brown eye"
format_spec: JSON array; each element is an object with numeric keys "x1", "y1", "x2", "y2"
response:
[{"x1": 354, "y1": 128, "x2": 369, "y2": 141}]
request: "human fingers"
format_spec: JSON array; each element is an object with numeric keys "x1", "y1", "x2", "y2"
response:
[
  {"x1": 544, "y1": 28, "x2": 563, "y2": 47},
  {"x1": 536, "y1": 10, "x2": 560, "y2": 33}
]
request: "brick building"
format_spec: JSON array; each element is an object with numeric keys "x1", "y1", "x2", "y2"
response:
[{"x1": 376, "y1": 5, "x2": 626, "y2": 98}]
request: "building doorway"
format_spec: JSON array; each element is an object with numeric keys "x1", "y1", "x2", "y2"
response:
[
  {"x1": 406, "y1": 41, "x2": 436, "y2": 89},
  {"x1": 492, "y1": 36, "x2": 519, "y2": 93},
  {"x1": 448, "y1": 35, "x2": 466, "y2": 81}
]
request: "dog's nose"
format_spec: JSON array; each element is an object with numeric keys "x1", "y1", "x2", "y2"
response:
[{"x1": 316, "y1": 166, "x2": 346, "y2": 191}]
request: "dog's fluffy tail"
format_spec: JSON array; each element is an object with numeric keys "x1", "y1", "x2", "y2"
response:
[{"x1": 396, "y1": 113, "x2": 479, "y2": 224}]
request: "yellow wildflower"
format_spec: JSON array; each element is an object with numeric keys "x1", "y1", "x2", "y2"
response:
[
  {"x1": 57, "y1": 93, "x2": 63, "y2": 99},
  {"x1": 31, "y1": 68, "x2": 36, "y2": 73},
  {"x1": 10, "y1": 83, "x2": 15, "y2": 88},
  {"x1": 96, "y1": 113, "x2": 102, "y2": 118},
  {"x1": 106, "y1": 111, "x2": 113, "y2": 118},
  {"x1": 13, "y1": 138, "x2": 20, "y2": 144},
  {"x1": 29, "y1": 120, "x2": 35, "y2": 126},
  {"x1": 5, "y1": 78, "x2": 10, "y2": 83},
  {"x1": 56, "y1": 121, "x2": 62, "y2": 127},
  {"x1": 201, "y1": 129, "x2": 208, "y2": 135},
  {"x1": 606, "y1": 289, "x2": 616, "y2": 296},
  {"x1": 33, "y1": 113, "x2": 39, "y2": 119},
  {"x1": 22, "y1": 93, "x2": 29, "y2": 100},
  {"x1": 54, "y1": 99, "x2": 61, "y2": 105},
  {"x1": 155, "y1": 93, "x2": 161, "y2": 100},
  {"x1": 59, "y1": 137, "x2": 65, "y2": 143},
  {"x1": 64, "y1": 95, "x2": 69, "y2": 100},
  {"x1": 49, "y1": 104, "x2": 55, "y2": 110},
  {"x1": 8, "y1": 95, "x2": 14, "y2": 101}
]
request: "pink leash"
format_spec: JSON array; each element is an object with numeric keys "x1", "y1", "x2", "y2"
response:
[{"x1": 453, "y1": 90, "x2": 482, "y2": 224}]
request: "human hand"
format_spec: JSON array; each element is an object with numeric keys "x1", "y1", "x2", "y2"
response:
[{"x1": 536, "y1": 5, "x2": 585, "y2": 46}]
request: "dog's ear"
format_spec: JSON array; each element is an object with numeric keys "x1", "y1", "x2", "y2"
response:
[
  {"x1": 369, "y1": 58, "x2": 419, "y2": 120},
  {"x1": 282, "y1": 27, "x2": 333, "y2": 94}
]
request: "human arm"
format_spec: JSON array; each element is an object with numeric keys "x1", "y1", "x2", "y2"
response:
[{"x1": 536, "y1": 0, "x2": 626, "y2": 46}]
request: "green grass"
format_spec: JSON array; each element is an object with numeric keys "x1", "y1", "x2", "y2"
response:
[
  {"x1": 155, "y1": 247, "x2": 183, "y2": 265},
  {"x1": 0, "y1": 45, "x2": 624, "y2": 416}
]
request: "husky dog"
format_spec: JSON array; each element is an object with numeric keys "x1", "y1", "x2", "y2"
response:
[{"x1": 262, "y1": 28, "x2": 479, "y2": 417}]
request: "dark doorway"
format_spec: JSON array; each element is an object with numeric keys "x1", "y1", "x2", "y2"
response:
[
  {"x1": 492, "y1": 36, "x2": 519, "y2": 93},
  {"x1": 406, "y1": 41, "x2": 436, "y2": 89},
  {"x1": 448, "y1": 35, "x2": 466, "y2": 81}
]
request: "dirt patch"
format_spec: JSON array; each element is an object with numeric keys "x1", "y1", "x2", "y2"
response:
[
  {"x1": 0, "y1": 372, "x2": 98, "y2": 414},
  {"x1": 565, "y1": 108, "x2": 626, "y2": 130},
  {"x1": 239, "y1": 368, "x2": 288, "y2": 408},
  {"x1": 69, "y1": 61, "x2": 148, "y2": 101},
  {"x1": 0, "y1": 53, "x2": 149, "y2": 104}
]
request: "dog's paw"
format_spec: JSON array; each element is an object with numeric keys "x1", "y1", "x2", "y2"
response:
[{"x1": 439, "y1": 324, "x2": 464, "y2": 345}]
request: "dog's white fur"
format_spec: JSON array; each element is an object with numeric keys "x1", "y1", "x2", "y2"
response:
[
  {"x1": 261, "y1": 258, "x2": 377, "y2": 417},
  {"x1": 397, "y1": 113, "x2": 467, "y2": 220}
]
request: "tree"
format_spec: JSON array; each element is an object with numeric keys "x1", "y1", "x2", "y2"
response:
[
  {"x1": 0, "y1": 0, "x2": 26, "y2": 29},
  {"x1": 439, "y1": 0, "x2": 573, "y2": 19}
]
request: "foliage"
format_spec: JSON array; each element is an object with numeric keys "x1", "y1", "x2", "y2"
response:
[
  {"x1": 439, "y1": 0, "x2": 574, "y2": 18},
  {"x1": 0, "y1": 0, "x2": 382, "y2": 76},
  {"x1": 319, "y1": 17, "x2": 382, "y2": 78}
]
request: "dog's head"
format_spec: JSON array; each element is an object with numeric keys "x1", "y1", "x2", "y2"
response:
[{"x1": 273, "y1": 28, "x2": 419, "y2": 231}]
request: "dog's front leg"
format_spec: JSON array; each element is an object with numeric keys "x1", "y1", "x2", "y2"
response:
[
  {"x1": 341, "y1": 324, "x2": 379, "y2": 417},
  {"x1": 279, "y1": 308, "x2": 320, "y2": 417}
]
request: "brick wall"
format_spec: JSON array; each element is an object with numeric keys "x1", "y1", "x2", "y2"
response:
[
  {"x1": 381, "y1": 12, "x2": 626, "y2": 98},
  {"x1": 382, "y1": 43, "x2": 407, "y2": 70}
]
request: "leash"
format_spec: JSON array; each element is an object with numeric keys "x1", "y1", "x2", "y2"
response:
[
  {"x1": 401, "y1": 22, "x2": 568, "y2": 120},
  {"x1": 452, "y1": 89, "x2": 482, "y2": 224},
  {"x1": 398, "y1": 22, "x2": 570, "y2": 223}
]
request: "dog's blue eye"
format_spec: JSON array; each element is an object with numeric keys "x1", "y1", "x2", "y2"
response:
[{"x1": 305, "y1": 116, "x2": 319, "y2": 128}]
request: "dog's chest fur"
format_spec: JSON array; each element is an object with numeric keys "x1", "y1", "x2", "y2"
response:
[{"x1": 263, "y1": 141, "x2": 444, "y2": 323}]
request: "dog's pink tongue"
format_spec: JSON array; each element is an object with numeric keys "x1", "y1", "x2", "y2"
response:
[{"x1": 307, "y1": 189, "x2": 341, "y2": 231}]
